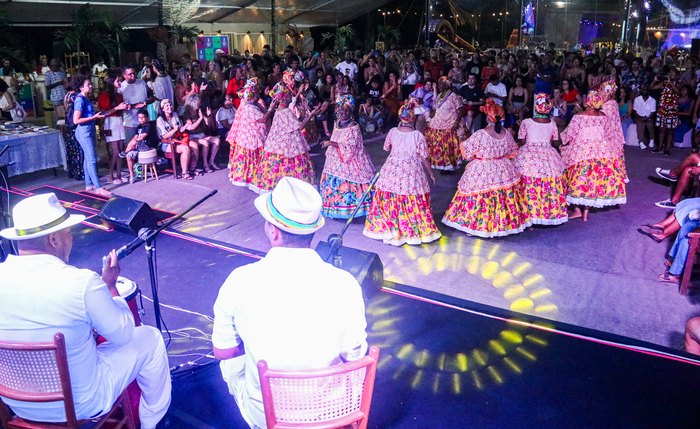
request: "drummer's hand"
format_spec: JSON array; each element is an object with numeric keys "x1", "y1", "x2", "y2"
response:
[{"x1": 101, "y1": 249, "x2": 121, "y2": 294}]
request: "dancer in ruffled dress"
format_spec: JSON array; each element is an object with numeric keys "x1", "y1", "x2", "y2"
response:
[
  {"x1": 598, "y1": 80, "x2": 628, "y2": 182},
  {"x1": 561, "y1": 90, "x2": 627, "y2": 221},
  {"x1": 442, "y1": 99, "x2": 530, "y2": 237},
  {"x1": 424, "y1": 76, "x2": 464, "y2": 171},
  {"x1": 514, "y1": 93, "x2": 568, "y2": 226},
  {"x1": 227, "y1": 78, "x2": 269, "y2": 189},
  {"x1": 363, "y1": 103, "x2": 442, "y2": 246},
  {"x1": 319, "y1": 95, "x2": 376, "y2": 219},
  {"x1": 252, "y1": 82, "x2": 321, "y2": 193}
]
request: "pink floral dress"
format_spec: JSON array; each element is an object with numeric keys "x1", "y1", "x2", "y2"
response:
[
  {"x1": 442, "y1": 129, "x2": 531, "y2": 237},
  {"x1": 320, "y1": 123, "x2": 376, "y2": 219},
  {"x1": 560, "y1": 113, "x2": 627, "y2": 207},
  {"x1": 424, "y1": 91, "x2": 463, "y2": 170},
  {"x1": 363, "y1": 128, "x2": 442, "y2": 246},
  {"x1": 514, "y1": 119, "x2": 568, "y2": 225},
  {"x1": 252, "y1": 106, "x2": 315, "y2": 193},
  {"x1": 227, "y1": 100, "x2": 269, "y2": 189}
]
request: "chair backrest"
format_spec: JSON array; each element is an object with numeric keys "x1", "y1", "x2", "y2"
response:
[
  {"x1": 257, "y1": 346, "x2": 379, "y2": 429},
  {"x1": 0, "y1": 333, "x2": 79, "y2": 427}
]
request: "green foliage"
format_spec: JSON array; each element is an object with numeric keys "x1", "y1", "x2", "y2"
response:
[
  {"x1": 321, "y1": 24, "x2": 355, "y2": 53},
  {"x1": 53, "y1": 4, "x2": 128, "y2": 65},
  {"x1": 0, "y1": 6, "x2": 29, "y2": 72},
  {"x1": 376, "y1": 25, "x2": 401, "y2": 45}
]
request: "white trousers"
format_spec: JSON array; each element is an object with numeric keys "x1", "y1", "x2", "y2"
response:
[
  {"x1": 97, "y1": 325, "x2": 172, "y2": 429},
  {"x1": 220, "y1": 356, "x2": 266, "y2": 429}
]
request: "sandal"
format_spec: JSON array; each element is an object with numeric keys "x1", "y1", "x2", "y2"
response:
[
  {"x1": 209, "y1": 164, "x2": 221, "y2": 171},
  {"x1": 203, "y1": 167, "x2": 213, "y2": 174},
  {"x1": 658, "y1": 272, "x2": 680, "y2": 284},
  {"x1": 642, "y1": 224, "x2": 664, "y2": 234},
  {"x1": 183, "y1": 173, "x2": 194, "y2": 180},
  {"x1": 92, "y1": 188, "x2": 113, "y2": 198},
  {"x1": 638, "y1": 226, "x2": 664, "y2": 243},
  {"x1": 665, "y1": 260, "x2": 672, "y2": 268},
  {"x1": 194, "y1": 169, "x2": 204, "y2": 176}
]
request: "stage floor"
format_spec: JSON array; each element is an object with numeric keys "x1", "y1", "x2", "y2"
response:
[
  {"x1": 3, "y1": 139, "x2": 698, "y2": 351},
  {"x1": 3, "y1": 194, "x2": 699, "y2": 429}
]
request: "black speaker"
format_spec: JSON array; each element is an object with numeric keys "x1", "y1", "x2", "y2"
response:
[
  {"x1": 98, "y1": 196, "x2": 157, "y2": 235},
  {"x1": 692, "y1": 39, "x2": 700, "y2": 57},
  {"x1": 315, "y1": 242, "x2": 384, "y2": 299}
]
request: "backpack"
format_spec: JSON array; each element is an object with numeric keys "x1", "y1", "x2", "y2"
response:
[{"x1": 64, "y1": 93, "x2": 77, "y2": 129}]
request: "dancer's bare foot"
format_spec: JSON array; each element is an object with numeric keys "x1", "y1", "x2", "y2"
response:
[
  {"x1": 582, "y1": 209, "x2": 589, "y2": 222},
  {"x1": 569, "y1": 208, "x2": 582, "y2": 220}
]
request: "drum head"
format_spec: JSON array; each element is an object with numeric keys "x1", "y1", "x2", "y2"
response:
[{"x1": 115, "y1": 276, "x2": 138, "y2": 300}]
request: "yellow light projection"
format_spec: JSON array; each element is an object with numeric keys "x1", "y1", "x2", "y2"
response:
[{"x1": 368, "y1": 235, "x2": 558, "y2": 394}]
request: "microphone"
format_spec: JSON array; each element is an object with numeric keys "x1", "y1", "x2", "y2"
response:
[{"x1": 103, "y1": 228, "x2": 152, "y2": 269}]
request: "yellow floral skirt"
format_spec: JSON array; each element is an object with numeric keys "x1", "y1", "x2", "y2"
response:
[
  {"x1": 564, "y1": 158, "x2": 627, "y2": 207},
  {"x1": 521, "y1": 176, "x2": 568, "y2": 226},
  {"x1": 424, "y1": 127, "x2": 461, "y2": 171},
  {"x1": 228, "y1": 144, "x2": 263, "y2": 189},
  {"x1": 320, "y1": 173, "x2": 373, "y2": 219},
  {"x1": 363, "y1": 189, "x2": 442, "y2": 246},
  {"x1": 251, "y1": 151, "x2": 315, "y2": 194},
  {"x1": 442, "y1": 184, "x2": 532, "y2": 238}
]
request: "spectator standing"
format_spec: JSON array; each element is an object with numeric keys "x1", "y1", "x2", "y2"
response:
[
  {"x1": 45, "y1": 58, "x2": 67, "y2": 124},
  {"x1": 119, "y1": 65, "x2": 150, "y2": 144},
  {"x1": 335, "y1": 50, "x2": 358, "y2": 83},
  {"x1": 632, "y1": 85, "x2": 656, "y2": 150}
]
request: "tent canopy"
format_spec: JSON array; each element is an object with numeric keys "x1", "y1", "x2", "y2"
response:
[{"x1": 6, "y1": 0, "x2": 391, "y2": 27}]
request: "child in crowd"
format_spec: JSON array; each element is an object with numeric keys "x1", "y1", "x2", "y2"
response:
[
  {"x1": 120, "y1": 109, "x2": 156, "y2": 183},
  {"x1": 216, "y1": 94, "x2": 236, "y2": 143}
]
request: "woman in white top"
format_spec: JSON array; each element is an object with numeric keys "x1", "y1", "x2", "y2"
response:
[{"x1": 156, "y1": 99, "x2": 194, "y2": 179}]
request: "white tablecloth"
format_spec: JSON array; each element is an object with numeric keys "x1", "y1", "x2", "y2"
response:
[{"x1": 0, "y1": 130, "x2": 66, "y2": 177}]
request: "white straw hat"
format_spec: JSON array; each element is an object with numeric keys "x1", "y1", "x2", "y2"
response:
[
  {"x1": 0, "y1": 193, "x2": 85, "y2": 240},
  {"x1": 254, "y1": 177, "x2": 324, "y2": 235}
]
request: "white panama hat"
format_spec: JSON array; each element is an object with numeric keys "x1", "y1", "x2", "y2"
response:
[
  {"x1": 0, "y1": 193, "x2": 85, "y2": 240},
  {"x1": 254, "y1": 177, "x2": 324, "y2": 235}
]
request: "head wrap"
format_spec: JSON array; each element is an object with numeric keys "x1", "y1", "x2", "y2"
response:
[
  {"x1": 480, "y1": 98, "x2": 505, "y2": 124},
  {"x1": 335, "y1": 94, "x2": 355, "y2": 110},
  {"x1": 398, "y1": 101, "x2": 416, "y2": 125},
  {"x1": 585, "y1": 90, "x2": 604, "y2": 110},
  {"x1": 238, "y1": 77, "x2": 259, "y2": 101},
  {"x1": 269, "y1": 82, "x2": 291, "y2": 104},
  {"x1": 282, "y1": 69, "x2": 296, "y2": 88},
  {"x1": 438, "y1": 76, "x2": 451, "y2": 87},
  {"x1": 533, "y1": 93, "x2": 553, "y2": 117}
]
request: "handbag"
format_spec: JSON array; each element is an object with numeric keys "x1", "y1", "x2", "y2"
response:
[{"x1": 8, "y1": 93, "x2": 26, "y2": 122}]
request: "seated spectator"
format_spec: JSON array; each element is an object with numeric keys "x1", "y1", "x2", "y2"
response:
[
  {"x1": 653, "y1": 152, "x2": 700, "y2": 208},
  {"x1": 639, "y1": 198, "x2": 700, "y2": 284},
  {"x1": 212, "y1": 177, "x2": 368, "y2": 429},
  {"x1": 484, "y1": 73, "x2": 507, "y2": 107},
  {"x1": 156, "y1": 99, "x2": 194, "y2": 180},
  {"x1": 458, "y1": 73, "x2": 484, "y2": 133},
  {"x1": 183, "y1": 93, "x2": 220, "y2": 173},
  {"x1": 215, "y1": 94, "x2": 236, "y2": 143},
  {"x1": 551, "y1": 87, "x2": 568, "y2": 133},
  {"x1": 358, "y1": 97, "x2": 383, "y2": 136},
  {"x1": 120, "y1": 109, "x2": 155, "y2": 183}
]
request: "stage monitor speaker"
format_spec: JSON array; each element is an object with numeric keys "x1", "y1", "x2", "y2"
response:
[
  {"x1": 98, "y1": 196, "x2": 157, "y2": 235},
  {"x1": 692, "y1": 39, "x2": 700, "y2": 57},
  {"x1": 315, "y1": 242, "x2": 384, "y2": 299}
]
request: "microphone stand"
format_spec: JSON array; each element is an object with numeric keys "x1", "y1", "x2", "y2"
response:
[
  {"x1": 114, "y1": 189, "x2": 218, "y2": 331},
  {"x1": 0, "y1": 145, "x2": 13, "y2": 262},
  {"x1": 324, "y1": 172, "x2": 380, "y2": 268}
]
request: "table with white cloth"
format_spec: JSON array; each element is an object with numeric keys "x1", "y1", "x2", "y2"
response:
[{"x1": 0, "y1": 129, "x2": 67, "y2": 177}]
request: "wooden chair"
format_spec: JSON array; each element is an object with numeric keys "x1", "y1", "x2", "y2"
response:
[
  {"x1": 162, "y1": 141, "x2": 181, "y2": 179},
  {"x1": 0, "y1": 333, "x2": 135, "y2": 429},
  {"x1": 257, "y1": 346, "x2": 379, "y2": 429},
  {"x1": 680, "y1": 229, "x2": 700, "y2": 295}
]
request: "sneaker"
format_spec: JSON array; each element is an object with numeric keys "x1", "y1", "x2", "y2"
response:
[
  {"x1": 649, "y1": 139, "x2": 655, "y2": 149},
  {"x1": 655, "y1": 168, "x2": 678, "y2": 182},
  {"x1": 129, "y1": 176, "x2": 136, "y2": 184},
  {"x1": 639, "y1": 142, "x2": 647, "y2": 150},
  {"x1": 655, "y1": 199, "x2": 676, "y2": 209},
  {"x1": 118, "y1": 151, "x2": 127, "y2": 159}
]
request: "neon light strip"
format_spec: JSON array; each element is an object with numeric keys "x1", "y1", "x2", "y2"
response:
[{"x1": 382, "y1": 287, "x2": 700, "y2": 367}]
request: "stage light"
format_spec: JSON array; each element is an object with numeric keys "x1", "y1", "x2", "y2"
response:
[
  {"x1": 554, "y1": 1, "x2": 565, "y2": 7},
  {"x1": 632, "y1": 10, "x2": 639, "y2": 18},
  {"x1": 654, "y1": 31, "x2": 663, "y2": 39},
  {"x1": 644, "y1": 1, "x2": 650, "y2": 9}
]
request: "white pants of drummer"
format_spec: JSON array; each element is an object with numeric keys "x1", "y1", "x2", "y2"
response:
[{"x1": 96, "y1": 325, "x2": 172, "y2": 429}]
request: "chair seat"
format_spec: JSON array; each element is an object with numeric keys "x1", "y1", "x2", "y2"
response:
[{"x1": 137, "y1": 149, "x2": 158, "y2": 165}]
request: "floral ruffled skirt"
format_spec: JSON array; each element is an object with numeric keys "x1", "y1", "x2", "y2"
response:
[
  {"x1": 424, "y1": 127, "x2": 461, "y2": 171},
  {"x1": 564, "y1": 158, "x2": 627, "y2": 207},
  {"x1": 363, "y1": 189, "x2": 442, "y2": 246},
  {"x1": 228, "y1": 143, "x2": 263, "y2": 189},
  {"x1": 520, "y1": 176, "x2": 568, "y2": 226},
  {"x1": 320, "y1": 173, "x2": 373, "y2": 219},
  {"x1": 251, "y1": 151, "x2": 315, "y2": 193},
  {"x1": 442, "y1": 184, "x2": 532, "y2": 238}
]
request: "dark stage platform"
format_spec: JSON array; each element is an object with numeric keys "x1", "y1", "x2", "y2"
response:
[{"x1": 2, "y1": 187, "x2": 700, "y2": 428}]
